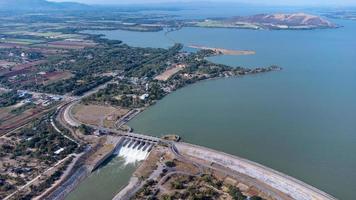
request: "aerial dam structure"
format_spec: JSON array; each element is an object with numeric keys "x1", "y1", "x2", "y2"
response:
[
  {"x1": 58, "y1": 102, "x2": 336, "y2": 200},
  {"x1": 114, "y1": 135, "x2": 157, "y2": 164},
  {"x1": 43, "y1": 133, "x2": 160, "y2": 200}
]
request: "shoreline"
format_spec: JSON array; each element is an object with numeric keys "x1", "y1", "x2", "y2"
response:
[
  {"x1": 188, "y1": 44, "x2": 256, "y2": 55},
  {"x1": 34, "y1": 47, "x2": 282, "y2": 200},
  {"x1": 41, "y1": 136, "x2": 125, "y2": 200},
  {"x1": 176, "y1": 142, "x2": 337, "y2": 200},
  {"x1": 113, "y1": 140, "x2": 337, "y2": 200},
  {"x1": 58, "y1": 106, "x2": 336, "y2": 200},
  {"x1": 49, "y1": 67, "x2": 282, "y2": 199},
  {"x1": 42, "y1": 27, "x2": 327, "y2": 200}
]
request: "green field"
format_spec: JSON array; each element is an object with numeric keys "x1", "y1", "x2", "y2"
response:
[
  {"x1": 195, "y1": 20, "x2": 260, "y2": 29},
  {"x1": 0, "y1": 38, "x2": 44, "y2": 45},
  {"x1": 3, "y1": 31, "x2": 83, "y2": 39}
]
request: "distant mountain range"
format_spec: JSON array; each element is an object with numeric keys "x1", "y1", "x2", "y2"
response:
[{"x1": 0, "y1": 0, "x2": 90, "y2": 11}]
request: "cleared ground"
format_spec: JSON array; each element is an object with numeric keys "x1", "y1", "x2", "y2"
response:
[
  {"x1": 72, "y1": 104, "x2": 129, "y2": 128},
  {"x1": 0, "y1": 104, "x2": 52, "y2": 134},
  {"x1": 154, "y1": 64, "x2": 186, "y2": 81},
  {"x1": 43, "y1": 71, "x2": 73, "y2": 85},
  {"x1": 35, "y1": 40, "x2": 96, "y2": 50}
]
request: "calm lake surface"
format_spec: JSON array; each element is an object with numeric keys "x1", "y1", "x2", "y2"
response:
[{"x1": 77, "y1": 19, "x2": 356, "y2": 199}]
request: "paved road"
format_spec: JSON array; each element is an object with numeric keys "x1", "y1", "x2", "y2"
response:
[
  {"x1": 176, "y1": 142, "x2": 337, "y2": 200},
  {"x1": 61, "y1": 98, "x2": 161, "y2": 143},
  {"x1": 50, "y1": 105, "x2": 80, "y2": 146},
  {"x1": 60, "y1": 80, "x2": 118, "y2": 128},
  {"x1": 114, "y1": 109, "x2": 141, "y2": 129}
]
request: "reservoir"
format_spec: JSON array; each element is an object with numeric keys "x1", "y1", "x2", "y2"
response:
[{"x1": 76, "y1": 19, "x2": 356, "y2": 199}]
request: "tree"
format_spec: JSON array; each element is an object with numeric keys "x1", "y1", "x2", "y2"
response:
[
  {"x1": 171, "y1": 180, "x2": 184, "y2": 189},
  {"x1": 250, "y1": 196, "x2": 263, "y2": 200},
  {"x1": 78, "y1": 124, "x2": 93, "y2": 135},
  {"x1": 228, "y1": 185, "x2": 246, "y2": 200},
  {"x1": 165, "y1": 160, "x2": 176, "y2": 168}
]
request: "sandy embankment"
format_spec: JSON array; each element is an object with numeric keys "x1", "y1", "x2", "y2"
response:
[{"x1": 188, "y1": 45, "x2": 256, "y2": 55}]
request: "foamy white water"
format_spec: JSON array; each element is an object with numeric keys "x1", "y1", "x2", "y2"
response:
[{"x1": 115, "y1": 140, "x2": 152, "y2": 165}]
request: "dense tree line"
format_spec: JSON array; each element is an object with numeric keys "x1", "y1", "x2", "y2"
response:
[{"x1": 0, "y1": 90, "x2": 30, "y2": 108}]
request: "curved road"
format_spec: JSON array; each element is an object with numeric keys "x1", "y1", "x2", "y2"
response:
[
  {"x1": 175, "y1": 142, "x2": 337, "y2": 200},
  {"x1": 58, "y1": 82, "x2": 337, "y2": 200}
]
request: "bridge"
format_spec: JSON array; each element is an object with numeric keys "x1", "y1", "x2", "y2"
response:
[{"x1": 121, "y1": 132, "x2": 160, "y2": 143}]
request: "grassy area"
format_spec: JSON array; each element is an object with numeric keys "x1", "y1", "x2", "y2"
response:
[
  {"x1": 0, "y1": 38, "x2": 44, "y2": 45},
  {"x1": 195, "y1": 20, "x2": 260, "y2": 29},
  {"x1": 3, "y1": 31, "x2": 83, "y2": 39}
]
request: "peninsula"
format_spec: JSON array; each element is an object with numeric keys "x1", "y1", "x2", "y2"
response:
[{"x1": 188, "y1": 45, "x2": 256, "y2": 56}]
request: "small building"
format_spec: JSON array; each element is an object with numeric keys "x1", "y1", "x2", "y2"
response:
[
  {"x1": 93, "y1": 129, "x2": 108, "y2": 136},
  {"x1": 93, "y1": 130, "x2": 101, "y2": 136},
  {"x1": 54, "y1": 148, "x2": 65, "y2": 155},
  {"x1": 22, "y1": 99, "x2": 32, "y2": 104},
  {"x1": 42, "y1": 100, "x2": 51, "y2": 106},
  {"x1": 139, "y1": 94, "x2": 149, "y2": 100},
  {"x1": 18, "y1": 91, "x2": 29, "y2": 98},
  {"x1": 37, "y1": 71, "x2": 46, "y2": 75},
  {"x1": 51, "y1": 96, "x2": 62, "y2": 101}
]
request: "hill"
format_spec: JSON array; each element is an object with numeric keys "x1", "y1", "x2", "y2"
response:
[
  {"x1": 194, "y1": 13, "x2": 337, "y2": 30},
  {"x1": 230, "y1": 13, "x2": 336, "y2": 28},
  {"x1": 0, "y1": 0, "x2": 89, "y2": 11}
]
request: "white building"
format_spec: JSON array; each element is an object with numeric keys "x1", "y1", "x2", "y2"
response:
[{"x1": 139, "y1": 93, "x2": 149, "y2": 100}]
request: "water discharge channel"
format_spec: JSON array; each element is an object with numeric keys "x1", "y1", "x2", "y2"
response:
[{"x1": 65, "y1": 138, "x2": 152, "y2": 200}]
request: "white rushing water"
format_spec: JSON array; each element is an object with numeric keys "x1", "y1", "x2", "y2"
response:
[{"x1": 114, "y1": 140, "x2": 152, "y2": 165}]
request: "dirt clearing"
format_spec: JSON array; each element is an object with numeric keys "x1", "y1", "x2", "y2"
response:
[{"x1": 72, "y1": 104, "x2": 129, "y2": 128}]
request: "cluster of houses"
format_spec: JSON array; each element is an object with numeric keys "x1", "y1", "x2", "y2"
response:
[{"x1": 17, "y1": 90, "x2": 62, "y2": 107}]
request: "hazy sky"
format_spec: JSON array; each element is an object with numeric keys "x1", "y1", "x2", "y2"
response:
[{"x1": 50, "y1": 0, "x2": 356, "y2": 6}]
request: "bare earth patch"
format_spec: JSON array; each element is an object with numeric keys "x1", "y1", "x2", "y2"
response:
[
  {"x1": 43, "y1": 71, "x2": 73, "y2": 85},
  {"x1": 188, "y1": 45, "x2": 256, "y2": 56},
  {"x1": 154, "y1": 64, "x2": 186, "y2": 81},
  {"x1": 72, "y1": 104, "x2": 129, "y2": 128},
  {"x1": 0, "y1": 105, "x2": 53, "y2": 134}
]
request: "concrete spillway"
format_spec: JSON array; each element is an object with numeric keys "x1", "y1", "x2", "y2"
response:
[
  {"x1": 115, "y1": 139, "x2": 153, "y2": 165},
  {"x1": 122, "y1": 139, "x2": 131, "y2": 147}
]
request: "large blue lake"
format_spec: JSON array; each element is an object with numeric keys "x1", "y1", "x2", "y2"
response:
[{"x1": 79, "y1": 17, "x2": 356, "y2": 200}]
